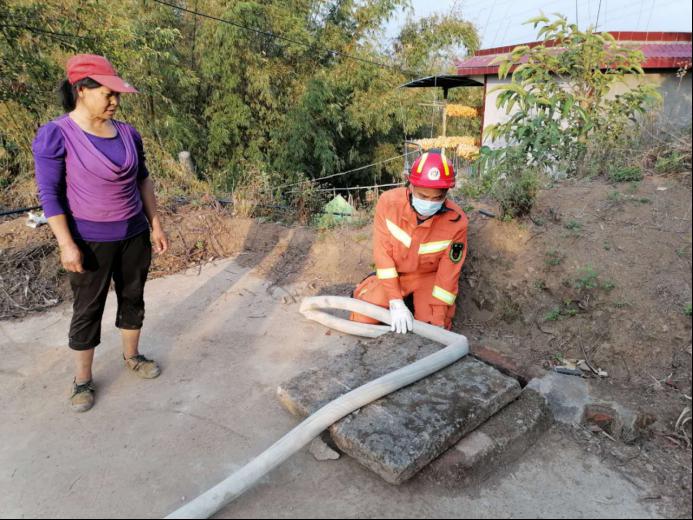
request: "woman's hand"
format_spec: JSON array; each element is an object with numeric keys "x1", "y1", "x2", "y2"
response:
[
  {"x1": 151, "y1": 223, "x2": 169, "y2": 254},
  {"x1": 60, "y1": 242, "x2": 84, "y2": 273}
]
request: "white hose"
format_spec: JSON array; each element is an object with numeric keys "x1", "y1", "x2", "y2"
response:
[{"x1": 167, "y1": 296, "x2": 469, "y2": 519}]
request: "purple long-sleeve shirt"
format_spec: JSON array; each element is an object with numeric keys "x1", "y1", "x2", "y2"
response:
[{"x1": 33, "y1": 118, "x2": 150, "y2": 242}]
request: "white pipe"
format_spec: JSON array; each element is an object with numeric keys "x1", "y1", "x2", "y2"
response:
[{"x1": 167, "y1": 297, "x2": 469, "y2": 519}]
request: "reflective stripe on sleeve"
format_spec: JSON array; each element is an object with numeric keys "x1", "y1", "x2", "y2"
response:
[
  {"x1": 432, "y1": 285, "x2": 456, "y2": 305},
  {"x1": 418, "y1": 240, "x2": 451, "y2": 255},
  {"x1": 376, "y1": 267, "x2": 399, "y2": 280}
]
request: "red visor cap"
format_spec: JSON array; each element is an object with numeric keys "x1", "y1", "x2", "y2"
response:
[{"x1": 66, "y1": 54, "x2": 138, "y2": 93}]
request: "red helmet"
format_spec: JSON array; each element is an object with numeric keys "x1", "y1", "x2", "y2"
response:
[{"x1": 409, "y1": 151, "x2": 455, "y2": 189}]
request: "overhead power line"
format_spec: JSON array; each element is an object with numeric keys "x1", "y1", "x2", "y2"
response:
[
  {"x1": 267, "y1": 151, "x2": 420, "y2": 192},
  {"x1": 0, "y1": 23, "x2": 86, "y2": 39}
]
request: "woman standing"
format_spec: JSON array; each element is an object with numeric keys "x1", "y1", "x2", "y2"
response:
[{"x1": 33, "y1": 54, "x2": 169, "y2": 412}]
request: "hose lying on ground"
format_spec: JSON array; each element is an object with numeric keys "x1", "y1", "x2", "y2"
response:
[{"x1": 167, "y1": 296, "x2": 469, "y2": 519}]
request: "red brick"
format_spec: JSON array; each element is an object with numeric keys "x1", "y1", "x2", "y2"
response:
[{"x1": 470, "y1": 345, "x2": 543, "y2": 386}]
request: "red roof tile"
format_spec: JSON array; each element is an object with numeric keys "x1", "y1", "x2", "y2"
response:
[{"x1": 456, "y1": 33, "x2": 692, "y2": 76}]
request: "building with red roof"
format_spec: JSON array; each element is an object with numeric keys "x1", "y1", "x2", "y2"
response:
[
  {"x1": 405, "y1": 32, "x2": 692, "y2": 147},
  {"x1": 462, "y1": 32, "x2": 691, "y2": 145}
]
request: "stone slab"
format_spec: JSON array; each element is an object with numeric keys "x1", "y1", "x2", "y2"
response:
[
  {"x1": 277, "y1": 333, "x2": 521, "y2": 484},
  {"x1": 527, "y1": 371, "x2": 591, "y2": 424},
  {"x1": 527, "y1": 372, "x2": 656, "y2": 442},
  {"x1": 422, "y1": 387, "x2": 553, "y2": 485}
]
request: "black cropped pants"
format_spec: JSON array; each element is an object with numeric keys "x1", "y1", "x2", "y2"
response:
[{"x1": 68, "y1": 231, "x2": 151, "y2": 351}]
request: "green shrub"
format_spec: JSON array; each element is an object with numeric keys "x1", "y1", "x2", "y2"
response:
[
  {"x1": 601, "y1": 280, "x2": 616, "y2": 291},
  {"x1": 545, "y1": 250, "x2": 563, "y2": 266},
  {"x1": 575, "y1": 266, "x2": 599, "y2": 290},
  {"x1": 564, "y1": 220, "x2": 583, "y2": 231},
  {"x1": 609, "y1": 166, "x2": 643, "y2": 183},
  {"x1": 545, "y1": 307, "x2": 561, "y2": 321},
  {"x1": 475, "y1": 146, "x2": 542, "y2": 218},
  {"x1": 655, "y1": 152, "x2": 687, "y2": 174},
  {"x1": 494, "y1": 168, "x2": 539, "y2": 219},
  {"x1": 487, "y1": 15, "x2": 660, "y2": 178},
  {"x1": 607, "y1": 190, "x2": 622, "y2": 202}
]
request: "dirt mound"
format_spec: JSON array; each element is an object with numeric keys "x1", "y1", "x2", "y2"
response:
[
  {"x1": 456, "y1": 176, "x2": 692, "y2": 391},
  {"x1": 2, "y1": 177, "x2": 690, "y2": 393}
]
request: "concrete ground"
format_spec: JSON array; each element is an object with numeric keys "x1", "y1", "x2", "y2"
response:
[{"x1": 0, "y1": 258, "x2": 661, "y2": 519}]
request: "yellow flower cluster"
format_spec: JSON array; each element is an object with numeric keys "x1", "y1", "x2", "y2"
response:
[
  {"x1": 412, "y1": 136, "x2": 477, "y2": 150},
  {"x1": 455, "y1": 143, "x2": 480, "y2": 160},
  {"x1": 445, "y1": 104, "x2": 479, "y2": 118},
  {"x1": 411, "y1": 136, "x2": 480, "y2": 160}
]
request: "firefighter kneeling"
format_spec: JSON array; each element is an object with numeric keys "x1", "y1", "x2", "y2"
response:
[{"x1": 350, "y1": 150, "x2": 468, "y2": 332}]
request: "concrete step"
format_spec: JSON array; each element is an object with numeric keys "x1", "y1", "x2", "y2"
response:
[
  {"x1": 277, "y1": 333, "x2": 521, "y2": 484},
  {"x1": 420, "y1": 386, "x2": 553, "y2": 485}
]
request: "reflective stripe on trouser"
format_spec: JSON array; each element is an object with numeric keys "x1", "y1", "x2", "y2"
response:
[{"x1": 350, "y1": 272, "x2": 456, "y2": 330}]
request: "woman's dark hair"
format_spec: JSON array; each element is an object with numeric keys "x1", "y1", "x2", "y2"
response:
[{"x1": 58, "y1": 77, "x2": 102, "y2": 111}]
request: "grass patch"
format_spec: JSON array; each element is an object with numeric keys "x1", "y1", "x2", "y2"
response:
[
  {"x1": 610, "y1": 166, "x2": 643, "y2": 183},
  {"x1": 544, "y1": 301, "x2": 580, "y2": 321},
  {"x1": 574, "y1": 266, "x2": 599, "y2": 290},
  {"x1": 685, "y1": 303, "x2": 692, "y2": 317},
  {"x1": 545, "y1": 307, "x2": 561, "y2": 321},
  {"x1": 545, "y1": 250, "x2": 563, "y2": 266},
  {"x1": 500, "y1": 299, "x2": 523, "y2": 323},
  {"x1": 607, "y1": 190, "x2": 622, "y2": 202},
  {"x1": 601, "y1": 280, "x2": 617, "y2": 291},
  {"x1": 655, "y1": 151, "x2": 688, "y2": 174},
  {"x1": 564, "y1": 219, "x2": 583, "y2": 231}
]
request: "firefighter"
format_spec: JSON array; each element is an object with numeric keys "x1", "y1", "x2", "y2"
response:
[{"x1": 351, "y1": 150, "x2": 468, "y2": 332}]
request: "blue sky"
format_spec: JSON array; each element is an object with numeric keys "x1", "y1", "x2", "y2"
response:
[{"x1": 385, "y1": 0, "x2": 693, "y2": 51}]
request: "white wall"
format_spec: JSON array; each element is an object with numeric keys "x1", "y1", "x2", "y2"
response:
[{"x1": 481, "y1": 71, "x2": 693, "y2": 147}]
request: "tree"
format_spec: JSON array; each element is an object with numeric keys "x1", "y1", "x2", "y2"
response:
[
  {"x1": 487, "y1": 14, "x2": 661, "y2": 177},
  {"x1": 1, "y1": 0, "x2": 480, "y2": 207}
]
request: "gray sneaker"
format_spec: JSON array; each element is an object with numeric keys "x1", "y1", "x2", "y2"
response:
[
  {"x1": 124, "y1": 354, "x2": 161, "y2": 379},
  {"x1": 70, "y1": 379, "x2": 95, "y2": 413}
]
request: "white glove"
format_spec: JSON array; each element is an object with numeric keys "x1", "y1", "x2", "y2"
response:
[{"x1": 389, "y1": 299, "x2": 414, "y2": 334}]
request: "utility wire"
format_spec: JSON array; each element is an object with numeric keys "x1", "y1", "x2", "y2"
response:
[
  {"x1": 269, "y1": 151, "x2": 419, "y2": 192},
  {"x1": 0, "y1": 23, "x2": 87, "y2": 39},
  {"x1": 0, "y1": 23, "x2": 81, "y2": 49},
  {"x1": 287, "y1": 182, "x2": 404, "y2": 195}
]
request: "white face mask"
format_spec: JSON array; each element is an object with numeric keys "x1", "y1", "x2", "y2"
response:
[{"x1": 411, "y1": 195, "x2": 443, "y2": 217}]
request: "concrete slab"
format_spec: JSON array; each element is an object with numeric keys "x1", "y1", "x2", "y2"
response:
[{"x1": 277, "y1": 333, "x2": 522, "y2": 484}]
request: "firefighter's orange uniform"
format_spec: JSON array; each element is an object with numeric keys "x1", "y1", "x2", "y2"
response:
[{"x1": 351, "y1": 186, "x2": 468, "y2": 329}]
